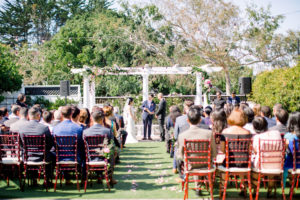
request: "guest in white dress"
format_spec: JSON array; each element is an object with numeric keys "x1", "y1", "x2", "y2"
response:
[{"x1": 123, "y1": 97, "x2": 138, "y2": 143}]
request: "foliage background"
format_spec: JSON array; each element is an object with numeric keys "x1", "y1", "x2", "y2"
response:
[{"x1": 251, "y1": 62, "x2": 300, "y2": 112}]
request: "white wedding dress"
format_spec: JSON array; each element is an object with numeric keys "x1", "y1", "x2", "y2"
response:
[{"x1": 124, "y1": 105, "x2": 138, "y2": 143}]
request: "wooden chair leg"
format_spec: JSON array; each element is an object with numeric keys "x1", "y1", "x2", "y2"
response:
[
  {"x1": 290, "y1": 174, "x2": 295, "y2": 200},
  {"x1": 247, "y1": 172, "x2": 253, "y2": 200},
  {"x1": 222, "y1": 172, "x2": 228, "y2": 200},
  {"x1": 184, "y1": 174, "x2": 189, "y2": 200},
  {"x1": 76, "y1": 165, "x2": 80, "y2": 192},
  {"x1": 281, "y1": 174, "x2": 286, "y2": 200},
  {"x1": 54, "y1": 166, "x2": 59, "y2": 192},
  {"x1": 296, "y1": 175, "x2": 299, "y2": 189},
  {"x1": 105, "y1": 168, "x2": 110, "y2": 191},
  {"x1": 208, "y1": 173, "x2": 214, "y2": 200},
  {"x1": 255, "y1": 173, "x2": 261, "y2": 200},
  {"x1": 43, "y1": 165, "x2": 48, "y2": 192}
]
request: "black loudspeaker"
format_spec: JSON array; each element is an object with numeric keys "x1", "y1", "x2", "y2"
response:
[
  {"x1": 239, "y1": 77, "x2": 252, "y2": 94},
  {"x1": 60, "y1": 80, "x2": 70, "y2": 96}
]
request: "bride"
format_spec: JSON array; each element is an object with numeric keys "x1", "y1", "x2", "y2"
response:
[{"x1": 123, "y1": 97, "x2": 138, "y2": 143}]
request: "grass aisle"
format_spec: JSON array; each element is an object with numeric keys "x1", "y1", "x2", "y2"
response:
[{"x1": 1, "y1": 141, "x2": 299, "y2": 199}]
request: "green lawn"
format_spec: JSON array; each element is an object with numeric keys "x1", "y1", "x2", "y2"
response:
[{"x1": 0, "y1": 141, "x2": 299, "y2": 199}]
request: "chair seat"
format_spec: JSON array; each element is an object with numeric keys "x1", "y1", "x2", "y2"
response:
[
  {"x1": 288, "y1": 169, "x2": 300, "y2": 175},
  {"x1": 185, "y1": 167, "x2": 216, "y2": 174},
  {"x1": 252, "y1": 168, "x2": 283, "y2": 174},
  {"x1": 218, "y1": 165, "x2": 251, "y2": 172},
  {"x1": 87, "y1": 161, "x2": 106, "y2": 166},
  {"x1": 57, "y1": 161, "x2": 78, "y2": 165},
  {"x1": 25, "y1": 161, "x2": 50, "y2": 165},
  {"x1": 0, "y1": 157, "x2": 21, "y2": 165}
]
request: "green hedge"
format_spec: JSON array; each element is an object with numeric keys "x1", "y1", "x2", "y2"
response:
[{"x1": 251, "y1": 63, "x2": 300, "y2": 112}]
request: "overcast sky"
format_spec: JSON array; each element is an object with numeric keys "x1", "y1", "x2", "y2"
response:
[{"x1": 0, "y1": 0, "x2": 299, "y2": 33}]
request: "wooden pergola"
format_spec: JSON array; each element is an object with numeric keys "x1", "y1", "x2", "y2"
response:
[{"x1": 71, "y1": 64, "x2": 222, "y2": 110}]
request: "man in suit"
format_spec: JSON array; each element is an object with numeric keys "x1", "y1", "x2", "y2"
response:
[
  {"x1": 141, "y1": 94, "x2": 156, "y2": 140},
  {"x1": 10, "y1": 107, "x2": 28, "y2": 133},
  {"x1": 4, "y1": 105, "x2": 20, "y2": 128},
  {"x1": 84, "y1": 110, "x2": 112, "y2": 141},
  {"x1": 227, "y1": 91, "x2": 240, "y2": 106},
  {"x1": 174, "y1": 99, "x2": 194, "y2": 140},
  {"x1": 155, "y1": 93, "x2": 167, "y2": 142},
  {"x1": 52, "y1": 106, "x2": 84, "y2": 184},
  {"x1": 269, "y1": 108, "x2": 289, "y2": 133},
  {"x1": 19, "y1": 107, "x2": 54, "y2": 162},
  {"x1": 176, "y1": 105, "x2": 216, "y2": 196}
]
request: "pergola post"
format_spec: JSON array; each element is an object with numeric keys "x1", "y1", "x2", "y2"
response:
[
  {"x1": 195, "y1": 72, "x2": 203, "y2": 105},
  {"x1": 83, "y1": 74, "x2": 90, "y2": 109},
  {"x1": 142, "y1": 73, "x2": 149, "y2": 102}
]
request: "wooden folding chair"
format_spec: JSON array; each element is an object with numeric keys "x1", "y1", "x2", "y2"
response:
[
  {"x1": 54, "y1": 135, "x2": 80, "y2": 191},
  {"x1": 218, "y1": 138, "x2": 253, "y2": 200},
  {"x1": 252, "y1": 139, "x2": 286, "y2": 200},
  {"x1": 0, "y1": 134, "x2": 23, "y2": 190},
  {"x1": 183, "y1": 139, "x2": 215, "y2": 200},
  {"x1": 289, "y1": 139, "x2": 300, "y2": 200},
  {"x1": 84, "y1": 135, "x2": 110, "y2": 192},
  {"x1": 23, "y1": 135, "x2": 50, "y2": 192}
]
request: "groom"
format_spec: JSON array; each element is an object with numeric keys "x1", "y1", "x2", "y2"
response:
[{"x1": 141, "y1": 94, "x2": 156, "y2": 140}]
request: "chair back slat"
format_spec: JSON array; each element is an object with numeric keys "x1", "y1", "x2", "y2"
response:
[
  {"x1": 84, "y1": 135, "x2": 107, "y2": 162},
  {"x1": 0, "y1": 134, "x2": 20, "y2": 161},
  {"x1": 225, "y1": 138, "x2": 252, "y2": 168},
  {"x1": 293, "y1": 139, "x2": 300, "y2": 171},
  {"x1": 54, "y1": 135, "x2": 77, "y2": 162},
  {"x1": 258, "y1": 139, "x2": 285, "y2": 170},
  {"x1": 184, "y1": 139, "x2": 211, "y2": 170},
  {"x1": 23, "y1": 135, "x2": 46, "y2": 162}
]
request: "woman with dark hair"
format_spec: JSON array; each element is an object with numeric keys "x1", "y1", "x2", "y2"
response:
[
  {"x1": 165, "y1": 106, "x2": 182, "y2": 155},
  {"x1": 243, "y1": 106, "x2": 256, "y2": 134},
  {"x1": 16, "y1": 93, "x2": 27, "y2": 108},
  {"x1": 211, "y1": 109, "x2": 227, "y2": 144},
  {"x1": 71, "y1": 106, "x2": 80, "y2": 124},
  {"x1": 283, "y1": 112, "x2": 300, "y2": 186}
]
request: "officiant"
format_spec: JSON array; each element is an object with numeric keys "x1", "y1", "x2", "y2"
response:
[{"x1": 141, "y1": 94, "x2": 156, "y2": 140}]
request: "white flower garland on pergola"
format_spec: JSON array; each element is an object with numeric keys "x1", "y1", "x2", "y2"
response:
[{"x1": 71, "y1": 64, "x2": 222, "y2": 110}]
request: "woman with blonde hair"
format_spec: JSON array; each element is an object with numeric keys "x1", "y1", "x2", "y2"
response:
[{"x1": 78, "y1": 108, "x2": 90, "y2": 130}]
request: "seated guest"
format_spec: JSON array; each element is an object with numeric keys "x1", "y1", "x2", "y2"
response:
[
  {"x1": 261, "y1": 106, "x2": 276, "y2": 128},
  {"x1": 269, "y1": 108, "x2": 289, "y2": 134},
  {"x1": 283, "y1": 112, "x2": 300, "y2": 186},
  {"x1": 16, "y1": 93, "x2": 27, "y2": 108},
  {"x1": 71, "y1": 106, "x2": 80, "y2": 125},
  {"x1": 176, "y1": 106, "x2": 216, "y2": 196},
  {"x1": 41, "y1": 111, "x2": 54, "y2": 133},
  {"x1": 165, "y1": 106, "x2": 182, "y2": 155},
  {"x1": 220, "y1": 108, "x2": 251, "y2": 167},
  {"x1": 242, "y1": 107, "x2": 256, "y2": 134},
  {"x1": 0, "y1": 107, "x2": 9, "y2": 123},
  {"x1": 19, "y1": 107, "x2": 54, "y2": 162},
  {"x1": 203, "y1": 106, "x2": 212, "y2": 126},
  {"x1": 252, "y1": 104, "x2": 261, "y2": 117},
  {"x1": 78, "y1": 108, "x2": 90, "y2": 130},
  {"x1": 113, "y1": 107, "x2": 128, "y2": 147},
  {"x1": 52, "y1": 110, "x2": 62, "y2": 127},
  {"x1": 52, "y1": 106, "x2": 84, "y2": 184},
  {"x1": 10, "y1": 107, "x2": 29, "y2": 133},
  {"x1": 211, "y1": 109, "x2": 227, "y2": 144},
  {"x1": 0, "y1": 110, "x2": 6, "y2": 134},
  {"x1": 103, "y1": 105, "x2": 118, "y2": 138},
  {"x1": 272, "y1": 103, "x2": 283, "y2": 121},
  {"x1": 252, "y1": 116, "x2": 282, "y2": 197},
  {"x1": 4, "y1": 105, "x2": 21, "y2": 128}
]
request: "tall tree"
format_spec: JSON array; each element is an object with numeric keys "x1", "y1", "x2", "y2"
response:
[
  {"x1": 0, "y1": 0, "x2": 32, "y2": 47},
  {"x1": 155, "y1": 0, "x2": 299, "y2": 94}
]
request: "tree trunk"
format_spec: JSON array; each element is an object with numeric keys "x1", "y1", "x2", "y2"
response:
[{"x1": 224, "y1": 69, "x2": 231, "y2": 95}]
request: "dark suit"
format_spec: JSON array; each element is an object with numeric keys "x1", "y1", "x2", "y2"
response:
[
  {"x1": 141, "y1": 100, "x2": 156, "y2": 139},
  {"x1": 19, "y1": 120, "x2": 54, "y2": 162},
  {"x1": 84, "y1": 124, "x2": 112, "y2": 141},
  {"x1": 156, "y1": 98, "x2": 167, "y2": 141}
]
